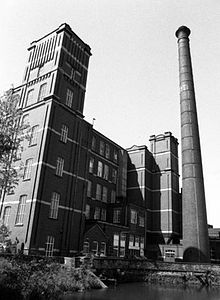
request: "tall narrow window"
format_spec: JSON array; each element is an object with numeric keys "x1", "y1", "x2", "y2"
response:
[
  {"x1": 112, "y1": 169, "x2": 117, "y2": 184},
  {"x1": 56, "y1": 157, "x2": 64, "y2": 177},
  {"x1": 29, "y1": 125, "x2": 39, "y2": 146},
  {"x1": 45, "y1": 236, "x2": 54, "y2": 257},
  {"x1": 85, "y1": 204, "x2": 90, "y2": 219},
  {"x1": 99, "y1": 141, "x2": 104, "y2": 156},
  {"x1": 140, "y1": 237, "x2": 144, "y2": 252},
  {"x1": 23, "y1": 158, "x2": 33, "y2": 180},
  {"x1": 92, "y1": 241, "x2": 98, "y2": 256},
  {"x1": 49, "y1": 192, "x2": 60, "y2": 219},
  {"x1": 113, "y1": 149, "x2": 118, "y2": 162},
  {"x1": 105, "y1": 144, "x2": 110, "y2": 159},
  {"x1": 3, "y1": 206, "x2": 11, "y2": 226},
  {"x1": 129, "y1": 235, "x2": 134, "y2": 249},
  {"x1": 96, "y1": 184, "x2": 102, "y2": 201},
  {"x1": 102, "y1": 186, "x2": 108, "y2": 203},
  {"x1": 94, "y1": 207, "x2": 100, "y2": 220},
  {"x1": 92, "y1": 136, "x2": 96, "y2": 151},
  {"x1": 103, "y1": 165, "x2": 109, "y2": 180},
  {"x1": 139, "y1": 215, "x2": 145, "y2": 227},
  {"x1": 97, "y1": 161, "x2": 103, "y2": 177},
  {"x1": 111, "y1": 190, "x2": 116, "y2": 203},
  {"x1": 113, "y1": 234, "x2": 119, "y2": 256},
  {"x1": 38, "y1": 83, "x2": 47, "y2": 102},
  {"x1": 15, "y1": 195, "x2": 27, "y2": 225},
  {"x1": 120, "y1": 233, "x2": 126, "y2": 257},
  {"x1": 89, "y1": 157, "x2": 94, "y2": 173},
  {"x1": 66, "y1": 88, "x2": 73, "y2": 107},
  {"x1": 113, "y1": 209, "x2": 121, "y2": 224},
  {"x1": 101, "y1": 208, "x2": 106, "y2": 221},
  {"x1": 60, "y1": 124, "x2": 68, "y2": 143},
  {"x1": 87, "y1": 180, "x2": 92, "y2": 197},
  {"x1": 130, "y1": 209, "x2": 137, "y2": 224},
  {"x1": 135, "y1": 236, "x2": 140, "y2": 248},
  {"x1": 25, "y1": 89, "x2": 34, "y2": 106},
  {"x1": 83, "y1": 241, "x2": 89, "y2": 254},
  {"x1": 100, "y1": 242, "x2": 106, "y2": 256}
]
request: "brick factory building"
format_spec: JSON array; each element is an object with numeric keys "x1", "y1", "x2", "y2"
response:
[{"x1": 0, "y1": 24, "x2": 182, "y2": 260}]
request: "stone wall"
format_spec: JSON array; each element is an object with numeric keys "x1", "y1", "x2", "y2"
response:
[{"x1": 93, "y1": 258, "x2": 220, "y2": 285}]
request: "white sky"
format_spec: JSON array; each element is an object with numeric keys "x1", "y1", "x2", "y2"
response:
[{"x1": 0, "y1": 0, "x2": 220, "y2": 226}]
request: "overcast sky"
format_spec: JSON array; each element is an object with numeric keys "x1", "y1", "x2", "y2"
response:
[{"x1": 0, "y1": 0, "x2": 220, "y2": 226}]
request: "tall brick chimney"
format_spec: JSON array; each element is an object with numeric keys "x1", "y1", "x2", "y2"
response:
[{"x1": 175, "y1": 26, "x2": 210, "y2": 262}]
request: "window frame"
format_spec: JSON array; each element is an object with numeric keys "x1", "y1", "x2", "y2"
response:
[
  {"x1": 60, "y1": 124, "x2": 68, "y2": 143},
  {"x1": 38, "y1": 83, "x2": 47, "y2": 102},
  {"x1": 56, "y1": 157, "x2": 64, "y2": 177},
  {"x1": 49, "y1": 192, "x2": 60, "y2": 219},
  {"x1": 45, "y1": 235, "x2": 54, "y2": 257},
  {"x1": 66, "y1": 88, "x2": 73, "y2": 107},
  {"x1": 3, "y1": 206, "x2": 11, "y2": 226},
  {"x1": 15, "y1": 195, "x2": 27, "y2": 225},
  {"x1": 23, "y1": 158, "x2": 33, "y2": 180}
]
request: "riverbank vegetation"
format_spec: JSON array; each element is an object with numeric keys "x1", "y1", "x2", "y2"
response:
[{"x1": 0, "y1": 256, "x2": 103, "y2": 299}]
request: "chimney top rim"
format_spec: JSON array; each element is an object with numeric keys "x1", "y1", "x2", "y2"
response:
[{"x1": 175, "y1": 26, "x2": 191, "y2": 38}]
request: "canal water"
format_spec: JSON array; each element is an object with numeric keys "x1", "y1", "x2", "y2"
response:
[{"x1": 63, "y1": 282, "x2": 220, "y2": 300}]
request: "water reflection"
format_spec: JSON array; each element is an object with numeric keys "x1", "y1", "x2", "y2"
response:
[{"x1": 63, "y1": 282, "x2": 220, "y2": 300}]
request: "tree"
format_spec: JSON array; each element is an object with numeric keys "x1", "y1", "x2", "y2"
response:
[
  {"x1": 0, "y1": 89, "x2": 30, "y2": 194},
  {"x1": 0, "y1": 223, "x2": 11, "y2": 244}
]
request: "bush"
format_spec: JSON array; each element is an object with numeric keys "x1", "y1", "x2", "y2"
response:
[{"x1": 0, "y1": 257, "x2": 103, "y2": 299}]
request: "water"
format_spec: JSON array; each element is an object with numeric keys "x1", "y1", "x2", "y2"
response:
[{"x1": 63, "y1": 282, "x2": 220, "y2": 300}]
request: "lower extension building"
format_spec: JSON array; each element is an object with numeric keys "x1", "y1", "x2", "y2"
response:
[{"x1": 0, "y1": 24, "x2": 182, "y2": 260}]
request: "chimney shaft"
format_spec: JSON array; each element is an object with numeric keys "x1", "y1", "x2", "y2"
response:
[{"x1": 175, "y1": 26, "x2": 210, "y2": 262}]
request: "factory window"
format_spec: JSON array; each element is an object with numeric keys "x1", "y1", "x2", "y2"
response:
[
  {"x1": 29, "y1": 125, "x2": 39, "y2": 146},
  {"x1": 85, "y1": 204, "x2": 90, "y2": 219},
  {"x1": 49, "y1": 192, "x2": 60, "y2": 219},
  {"x1": 15, "y1": 195, "x2": 27, "y2": 225},
  {"x1": 113, "y1": 149, "x2": 118, "y2": 162},
  {"x1": 91, "y1": 136, "x2": 96, "y2": 150},
  {"x1": 25, "y1": 89, "x2": 34, "y2": 106},
  {"x1": 83, "y1": 241, "x2": 89, "y2": 254},
  {"x1": 113, "y1": 234, "x2": 119, "y2": 256},
  {"x1": 87, "y1": 180, "x2": 92, "y2": 197},
  {"x1": 113, "y1": 209, "x2": 121, "y2": 224},
  {"x1": 102, "y1": 186, "x2": 108, "y2": 203},
  {"x1": 94, "y1": 207, "x2": 100, "y2": 220},
  {"x1": 99, "y1": 141, "x2": 105, "y2": 156},
  {"x1": 56, "y1": 157, "x2": 64, "y2": 177},
  {"x1": 130, "y1": 209, "x2": 137, "y2": 224},
  {"x1": 3, "y1": 206, "x2": 11, "y2": 226},
  {"x1": 103, "y1": 165, "x2": 109, "y2": 180},
  {"x1": 97, "y1": 161, "x2": 103, "y2": 177},
  {"x1": 112, "y1": 169, "x2": 117, "y2": 183},
  {"x1": 45, "y1": 236, "x2": 54, "y2": 257},
  {"x1": 60, "y1": 124, "x2": 68, "y2": 143},
  {"x1": 92, "y1": 241, "x2": 98, "y2": 256},
  {"x1": 135, "y1": 236, "x2": 140, "y2": 248},
  {"x1": 111, "y1": 190, "x2": 116, "y2": 203},
  {"x1": 140, "y1": 237, "x2": 144, "y2": 249},
  {"x1": 89, "y1": 157, "x2": 94, "y2": 173},
  {"x1": 38, "y1": 83, "x2": 47, "y2": 102},
  {"x1": 100, "y1": 242, "x2": 106, "y2": 256},
  {"x1": 101, "y1": 208, "x2": 106, "y2": 221},
  {"x1": 96, "y1": 184, "x2": 102, "y2": 201},
  {"x1": 23, "y1": 158, "x2": 33, "y2": 180},
  {"x1": 129, "y1": 235, "x2": 134, "y2": 248},
  {"x1": 105, "y1": 144, "x2": 110, "y2": 159},
  {"x1": 120, "y1": 233, "x2": 126, "y2": 257},
  {"x1": 66, "y1": 88, "x2": 73, "y2": 107},
  {"x1": 139, "y1": 216, "x2": 145, "y2": 227}
]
